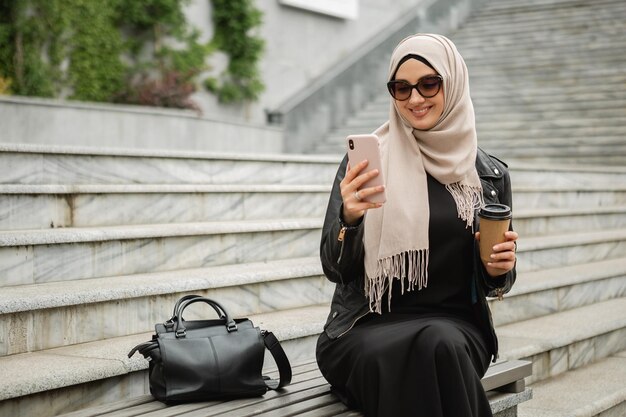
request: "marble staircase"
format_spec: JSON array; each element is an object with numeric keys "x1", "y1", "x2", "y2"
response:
[
  {"x1": 0, "y1": 141, "x2": 625, "y2": 416},
  {"x1": 1, "y1": 0, "x2": 626, "y2": 415},
  {"x1": 314, "y1": 0, "x2": 626, "y2": 165}
]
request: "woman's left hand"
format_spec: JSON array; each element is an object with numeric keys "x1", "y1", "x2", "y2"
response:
[{"x1": 475, "y1": 230, "x2": 518, "y2": 277}]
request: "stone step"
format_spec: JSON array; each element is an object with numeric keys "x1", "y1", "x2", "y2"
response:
[
  {"x1": 493, "y1": 108, "x2": 623, "y2": 122},
  {"x1": 473, "y1": 0, "x2": 625, "y2": 22},
  {"x1": 0, "y1": 257, "x2": 331, "y2": 357},
  {"x1": 515, "y1": 228, "x2": 626, "y2": 273},
  {"x1": 468, "y1": 10, "x2": 626, "y2": 34},
  {"x1": 0, "y1": 219, "x2": 322, "y2": 286},
  {"x1": 2, "y1": 213, "x2": 624, "y2": 285},
  {"x1": 462, "y1": 5, "x2": 626, "y2": 35},
  {"x1": 0, "y1": 184, "x2": 331, "y2": 230},
  {"x1": 344, "y1": 116, "x2": 626, "y2": 131},
  {"x1": 371, "y1": 84, "x2": 626, "y2": 104},
  {"x1": 2, "y1": 297, "x2": 624, "y2": 412},
  {"x1": 2, "y1": 225, "x2": 625, "y2": 356},
  {"x1": 11, "y1": 184, "x2": 622, "y2": 232},
  {"x1": 478, "y1": 0, "x2": 620, "y2": 13},
  {"x1": 465, "y1": 63, "x2": 624, "y2": 79},
  {"x1": 499, "y1": 163, "x2": 626, "y2": 189},
  {"x1": 497, "y1": 297, "x2": 626, "y2": 385},
  {"x1": 458, "y1": 34, "x2": 625, "y2": 54},
  {"x1": 0, "y1": 305, "x2": 329, "y2": 406},
  {"x1": 506, "y1": 155, "x2": 626, "y2": 166},
  {"x1": 479, "y1": 136, "x2": 626, "y2": 150},
  {"x1": 462, "y1": 48, "x2": 626, "y2": 69},
  {"x1": 476, "y1": 125, "x2": 626, "y2": 137},
  {"x1": 518, "y1": 350, "x2": 626, "y2": 417},
  {"x1": 484, "y1": 145, "x2": 626, "y2": 158},
  {"x1": 332, "y1": 121, "x2": 626, "y2": 139},
  {"x1": 513, "y1": 206, "x2": 626, "y2": 236},
  {"x1": 489, "y1": 257, "x2": 626, "y2": 327},
  {"x1": 354, "y1": 109, "x2": 626, "y2": 126},
  {"x1": 512, "y1": 185, "x2": 626, "y2": 210},
  {"x1": 0, "y1": 143, "x2": 340, "y2": 186}
]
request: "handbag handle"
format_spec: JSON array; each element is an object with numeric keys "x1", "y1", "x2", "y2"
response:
[
  {"x1": 170, "y1": 294, "x2": 224, "y2": 321},
  {"x1": 174, "y1": 297, "x2": 237, "y2": 337}
]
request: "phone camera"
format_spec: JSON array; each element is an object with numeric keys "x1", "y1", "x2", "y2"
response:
[{"x1": 348, "y1": 139, "x2": 354, "y2": 150}]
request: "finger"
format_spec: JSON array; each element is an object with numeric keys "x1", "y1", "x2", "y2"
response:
[
  {"x1": 492, "y1": 241, "x2": 517, "y2": 253},
  {"x1": 351, "y1": 168, "x2": 380, "y2": 190},
  {"x1": 504, "y1": 231, "x2": 519, "y2": 241},
  {"x1": 355, "y1": 184, "x2": 385, "y2": 201},
  {"x1": 474, "y1": 232, "x2": 480, "y2": 241},
  {"x1": 486, "y1": 262, "x2": 514, "y2": 273},
  {"x1": 490, "y1": 251, "x2": 516, "y2": 262},
  {"x1": 344, "y1": 159, "x2": 369, "y2": 183}
]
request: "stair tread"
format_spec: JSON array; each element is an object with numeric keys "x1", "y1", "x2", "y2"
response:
[
  {"x1": 0, "y1": 143, "x2": 341, "y2": 164},
  {"x1": 507, "y1": 257, "x2": 626, "y2": 297},
  {"x1": 0, "y1": 257, "x2": 323, "y2": 314},
  {"x1": 518, "y1": 350, "x2": 626, "y2": 417},
  {"x1": 4, "y1": 219, "x2": 622, "y2": 248},
  {"x1": 0, "y1": 218, "x2": 324, "y2": 247},
  {"x1": 0, "y1": 304, "x2": 330, "y2": 401},
  {"x1": 2, "y1": 297, "x2": 625, "y2": 402},
  {"x1": 2, "y1": 251, "x2": 622, "y2": 316},
  {"x1": 0, "y1": 184, "x2": 331, "y2": 194},
  {"x1": 497, "y1": 297, "x2": 626, "y2": 360},
  {"x1": 519, "y1": 228, "x2": 626, "y2": 251},
  {"x1": 514, "y1": 205, "x2": 626, "y2": 218}
]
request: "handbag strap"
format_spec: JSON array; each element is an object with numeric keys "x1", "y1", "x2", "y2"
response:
[{"x1": 262, "y1": 330, "x2": 292, "y2": 389}]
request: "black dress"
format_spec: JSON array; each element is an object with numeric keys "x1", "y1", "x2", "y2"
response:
[{"x1": 316, "y1": 175, "x2": 493, "y2": 417}]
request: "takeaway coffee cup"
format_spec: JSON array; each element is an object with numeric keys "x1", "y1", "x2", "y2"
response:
[{"x1": 478, "y1": 203, "x2": 512, "y2": 264}]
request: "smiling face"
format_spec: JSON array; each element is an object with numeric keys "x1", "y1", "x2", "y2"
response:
[{"x1": 393, "y1": 58, "x2": 445, "y2": 131}]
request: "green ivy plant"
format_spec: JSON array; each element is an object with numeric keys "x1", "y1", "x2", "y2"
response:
[
  {"x1": 0, "y1": 0, "x2": 265, "y2": 108},
  {"x1": 206, "y1": 0, "x2": 265, "y2": 103}
]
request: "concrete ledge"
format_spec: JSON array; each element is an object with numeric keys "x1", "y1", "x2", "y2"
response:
[
  {"x1": 0, "y1": 97, "x2": 285, "y2": 154},
  {"x1": 502, "y1": 257, "x2": 626, "y2": 298},
  {"x1": 0, "y1": 257, "x2": 322, "y2": 314},
  {"x1": 2, "y1": 297, "x2": 623, "y2": 403},
  {"x1": 0, "y1": 142, "x2": 341, "y2": 163},
  {"x1": 0, "y1": 218, "x2": 323, "y2": 247},
  {"x1": 0, "y1": 184, "x2": 331, "y2": 194},
  {"x1": 0, "y1": 305, "x2": 329, "y2": 401},
  {"x1": 497, "y1": 297, "x2": 626, "y2": 361},
  {"x1": 518, "y1": 351, "x2": 626, "y2": 417},
  {"x1": 519, "y1": 228, "x2": 626, "y2": 252}
]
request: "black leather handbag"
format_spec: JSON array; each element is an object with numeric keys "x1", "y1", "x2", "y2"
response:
[{"x1": 128, "y1": 295, "x2": 292, "y2": 403}]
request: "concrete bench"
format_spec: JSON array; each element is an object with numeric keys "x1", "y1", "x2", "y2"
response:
[{"x1": 59, "y1": 358, "x2": 532, "y2": 417}]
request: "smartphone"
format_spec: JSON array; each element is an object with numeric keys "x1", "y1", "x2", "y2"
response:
[{"x1": 346, "y1": 134, "x2": 386, "y2": 204}]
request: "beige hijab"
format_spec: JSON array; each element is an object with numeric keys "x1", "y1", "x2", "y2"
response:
[{"x1": 364, "y1": 33, "x2": 483, "y2": 313}]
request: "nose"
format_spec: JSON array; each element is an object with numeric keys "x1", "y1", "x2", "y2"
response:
[{"x1": 408, "y1": 88, "x2": 425, "y2": 104}]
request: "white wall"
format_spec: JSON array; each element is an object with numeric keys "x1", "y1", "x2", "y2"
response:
[{"x1": 183, "y1": 0, "x2": 427, "y2": 124}]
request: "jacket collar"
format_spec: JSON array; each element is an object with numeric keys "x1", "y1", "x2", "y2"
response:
[{"x1": 476, "y1": 147, "x2": 504, "y2": 179}]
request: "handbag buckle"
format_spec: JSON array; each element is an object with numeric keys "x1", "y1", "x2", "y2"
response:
[
  {"x1": 227, "y1": 321, "x2": 238, "y2": 332},
  {"x1": 175, "y1": 328, "x2": 186, "y2": 338}
]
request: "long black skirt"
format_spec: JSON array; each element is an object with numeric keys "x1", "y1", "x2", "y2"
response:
[{"x1": 316, "y1": 313, "x2": 493, "y2": 417}]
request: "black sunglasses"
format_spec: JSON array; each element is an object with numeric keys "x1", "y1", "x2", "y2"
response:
[{"x1": 386, "y1": 75, "x2": 443, "y2": 101}]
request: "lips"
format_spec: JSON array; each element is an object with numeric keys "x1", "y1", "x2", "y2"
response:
[{"x1": 411, "y1": 106, "x2": 431, "y2": 117}]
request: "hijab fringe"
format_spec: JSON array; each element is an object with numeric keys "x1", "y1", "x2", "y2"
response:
[
  {"x1": 445, "y1": 182, "x2": 484, "y2": 228},
  {"x1": 366, "y1": 249, "x2": 429, "y2": 314}
]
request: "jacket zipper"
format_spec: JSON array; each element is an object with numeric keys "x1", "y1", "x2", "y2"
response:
[
  {"x1": 336, "y1": 226, "x2": 347, "y2": 264},
  {"x1": 337, "y1": 309, "x2": 370, "y2": 339}
]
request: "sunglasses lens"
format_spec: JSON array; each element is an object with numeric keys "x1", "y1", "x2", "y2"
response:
[
  {"x1": 389, "y1": 82, "x2": 412, "y2": 100},
  {"x1": 418, "y1": 77, "x2": 441, "y2": 98}
]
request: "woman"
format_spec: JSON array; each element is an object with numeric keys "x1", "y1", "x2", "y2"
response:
[{"x1": 316, "y1": 33, "x2": 518, "y2": 417}]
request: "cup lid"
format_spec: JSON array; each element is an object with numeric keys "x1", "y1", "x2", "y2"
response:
[{"x1": 479, "y1": 203, "x2": 512, "y2": 220}]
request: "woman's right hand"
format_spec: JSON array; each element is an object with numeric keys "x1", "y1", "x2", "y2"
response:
[{"x1": 340, "y1": 159, "x2": 385, "y2": 225}]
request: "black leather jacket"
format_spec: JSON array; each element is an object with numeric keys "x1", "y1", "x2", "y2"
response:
[{"x1": 319, "y1": 148, "x2": 516, "y2": 361}]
